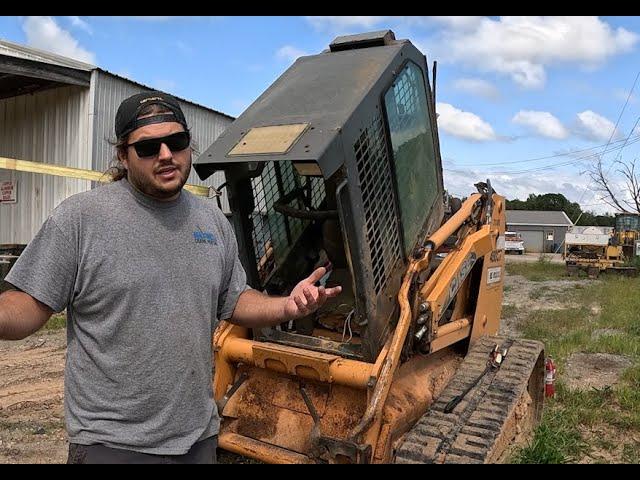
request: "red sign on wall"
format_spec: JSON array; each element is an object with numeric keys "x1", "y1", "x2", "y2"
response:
[{"x1": 0, "y1": 181, "x2": 17, "y2": 204}]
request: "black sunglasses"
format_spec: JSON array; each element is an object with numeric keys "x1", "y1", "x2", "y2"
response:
[{"x1": 127, "y1": 131, "x2": 191, "y2": 158}]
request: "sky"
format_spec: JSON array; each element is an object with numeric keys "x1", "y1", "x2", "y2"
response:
[{"x1": 2, "y1": 16, "x2": 640, "y2": 215}]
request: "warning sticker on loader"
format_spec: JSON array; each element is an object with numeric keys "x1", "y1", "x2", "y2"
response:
[{"x1": 487, "y1": 266, "x2": 502, "y2": 285}]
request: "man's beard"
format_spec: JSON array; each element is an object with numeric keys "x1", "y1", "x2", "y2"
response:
[{"x1": 127, "y1": 159, "x2": 191, "y2": 200}]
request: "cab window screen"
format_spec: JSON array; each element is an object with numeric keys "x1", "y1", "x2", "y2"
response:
[{"x1": 384, "y1": 61, "x2": 439, "y2": 256}]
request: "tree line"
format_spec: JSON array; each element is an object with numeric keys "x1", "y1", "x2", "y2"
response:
[{"x1": 506, "y1": 193, "x2": 615, "y2": 226}]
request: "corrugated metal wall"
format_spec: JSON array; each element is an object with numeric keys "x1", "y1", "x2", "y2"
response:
[
  {"x1": 91, "y1": 70, "x2": 232, "y2": 211},
  {"x1": 0, "y1": 85, "x2": 92, "y2": 244},
  {"x1": 0, "y1": 71, "x2": 232, "y2": 246}
]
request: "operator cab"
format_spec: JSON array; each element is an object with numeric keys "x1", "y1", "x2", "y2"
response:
[{"x1": 194, "y1": 31, "x2": 444, "y2": 361}]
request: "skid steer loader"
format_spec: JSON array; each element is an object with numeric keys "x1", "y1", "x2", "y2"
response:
[{"x1": 194, "y1": 30, "x2": 545, "y2": 464}]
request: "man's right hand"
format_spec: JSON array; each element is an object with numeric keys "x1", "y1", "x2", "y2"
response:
[{"x1": 0, "y1": 289, "x2": 53, "y2": 340}]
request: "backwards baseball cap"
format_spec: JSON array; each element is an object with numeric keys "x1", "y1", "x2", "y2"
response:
[{"x1": 115, "y1": 90, "x2": 188, "y2": 138}]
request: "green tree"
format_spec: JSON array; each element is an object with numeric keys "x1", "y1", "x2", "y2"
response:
[{"x1": 506, "y1": 193, "x2": 614, "y2": 226}]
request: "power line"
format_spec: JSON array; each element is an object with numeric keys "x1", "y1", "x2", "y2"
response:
[
  {"x1": 554, "y1": 70, "x2": 640, "y2": 252},
  {"x1": 579, "y1": 199, "x2": 613, "y2": 208},
  {"x1": 494, "y1": 135, "x2": 640, "y2": 174},
  {"x1": 444, "y1": 134, "x2": 640, "y2": 175},
  {"x1": 598, "y1": 115, "x2": 640, "y2": 172},
  {"x1": 452, "y1": 134, "x2": 640, "y2": 167},
  {"x1": 573, "y1": 71, "x2": 640, "y2": 214},
  {"x1": 446, "y1": 69, "x2": 640, "y2": 234}
]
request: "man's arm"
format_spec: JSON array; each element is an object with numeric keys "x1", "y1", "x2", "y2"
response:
[
  {"x1": 0, "y1": 289, "x2": 53, "y2": 340},
  {"x1": 229, "y1": 267, "x2": 342, "y2": 329}
]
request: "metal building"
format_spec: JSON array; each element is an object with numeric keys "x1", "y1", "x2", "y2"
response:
[
  {"x1": 0, "y1": 39, "x2": 233, "y2": 246},
  {"x1": 506, "y1": 210, "x2": 573, "y2": 253}
]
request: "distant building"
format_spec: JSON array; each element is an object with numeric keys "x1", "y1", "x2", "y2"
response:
[{"x1": 506, "y1": 210, "x2": 573, "y2": 253}]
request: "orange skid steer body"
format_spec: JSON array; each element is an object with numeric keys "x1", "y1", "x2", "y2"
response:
[{"x1": 193, "y1": 30, "x2": 545, "y2": 464}]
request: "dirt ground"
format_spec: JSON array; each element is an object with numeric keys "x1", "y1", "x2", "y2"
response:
[
  {"x1": 504, "y1": 252, "x2": 564, "y2": 264},
  {"x1": 500, "y1": 274, "x2": 632, "y2": 392},
  {"x1": 0, "y1": 269, "x2": 633, "y2": 463},
  {"x1": 499, "y1": 274, "x2": 592, "y2": 338},
  {"x1": 499, "y1": 272, "x2": 637, "y2": 464},
  {"x1": 0, "y1": 331, "x2": 67, "y2": 463},
  {"x1": 563, "y1": 352, "x2": 633, "y2": 390}
]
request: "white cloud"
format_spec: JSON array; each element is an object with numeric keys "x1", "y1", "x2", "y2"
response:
[
  {"x1": 67, "y1": 16, "x2": 92, "y2": 35},
  {"x1": 276, "y1": 45, "x2": 309, "y2": 63},
  {"x1": 305, "y1": 16, "x2": 482, "y2": 31},
  {"x1": 436, "y1": 102, "x2": 497, "y2": 141},
  {"x1": 443, "y1": 166, "x2": 611, "y2": 213},
  {"x1": 575, "y1": 110, "x2": 623, "y2": 142},
  {"x1": 428, "y1": 16, "x2": 484, "y2": 30},
  {"x1": 431, "y1": 16, "x2": 638, "y2": 88},
  {"x1": 305, "y1": 16, "x2": 387, "y2": 30},
  {"x1": 303, "y1": 17, "x2": 637, "y2": 89},
  {"x1": 512, "y1": 110, "x2": 569, "y2": 139},
  {"x1": 22, "y1": 16, "x2": 96, "y2": 64},
  {"x1": 453, "y1": 78, "x2": 500, "y2": 101}
]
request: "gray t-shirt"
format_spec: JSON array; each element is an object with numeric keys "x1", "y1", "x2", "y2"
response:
[{"x1": 6, "y1": 179, "x2": 248, "y2": 455}]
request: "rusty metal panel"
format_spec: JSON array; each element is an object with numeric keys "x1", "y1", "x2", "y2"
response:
[{"x1": 223, "y1": 366, "x2": 367, "y2": 457}]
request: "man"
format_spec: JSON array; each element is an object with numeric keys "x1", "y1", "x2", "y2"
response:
[{"x1": 0, "y1": 91, "x2": 341, "y2": 464}]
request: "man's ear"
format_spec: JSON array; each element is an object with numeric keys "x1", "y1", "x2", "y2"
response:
[{"x1": 117, "y1": 148, "x2": 129, "y2": 169}]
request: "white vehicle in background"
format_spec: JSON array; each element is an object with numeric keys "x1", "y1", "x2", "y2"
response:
[{"x1": 505, "y1": 231, "x2": 525, "y2": 255}]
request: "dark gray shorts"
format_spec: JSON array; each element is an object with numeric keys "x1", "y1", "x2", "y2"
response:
[{"x1": 67, "y1": 436, "x2": 218, "y2": 464}]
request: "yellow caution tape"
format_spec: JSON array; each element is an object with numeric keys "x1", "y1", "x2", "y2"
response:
[{"x1": 0, "y1": 157, "x2": 212, "y2": 197}]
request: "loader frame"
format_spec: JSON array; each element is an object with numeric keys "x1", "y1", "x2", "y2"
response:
[{"x1": 213, "y1": 191, "x2": 507, "y2": 463}]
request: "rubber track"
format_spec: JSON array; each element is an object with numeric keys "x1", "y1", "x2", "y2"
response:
[{"x1": 394, "y1": 335, "x2": 544, "y2": 464}]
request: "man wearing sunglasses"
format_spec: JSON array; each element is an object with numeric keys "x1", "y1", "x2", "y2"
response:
[{"x1": 0, "y1": 91, "x2": 341, "y2": 463}]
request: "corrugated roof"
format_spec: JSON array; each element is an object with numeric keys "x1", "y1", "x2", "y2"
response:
[
  {"x1": 0, "y1": 39, "x2": 234, "y2": 120},
  {"x1": 98, "y1": 69, "x2": 234, "y2": 120},
  {"x1": 0, "y1": 38, "x2": 95, "y2": 71},
  {"x1": 506, "y1": 210, "x2": 573, "y2": 226}
]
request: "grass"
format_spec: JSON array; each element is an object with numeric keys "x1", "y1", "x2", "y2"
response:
[
  {"x1": 501, "y1": 304, "x2": 519, "y2": 319},
  {"x1": 512, "y1": 396, "x2": 588, "y2": 463},
  {"x1": 528, "y1": 288, "x2": 544, "y2": 300},
  {"x1": 0, "y1": 418, "x2": 62, "y2": 435},
  {"x1": 508, "y1": 268, "x2": 640, "y2": 463},
  {"x1": 625, "y1": 256, "x2": 640, "y2": 270},
  {"x1": 622, "y1": 442, "x2": 640, "y2": 463},
  {"x1": 43, "y1": 313, "x2": 66, "y2": 331},
  {"x1": 506, "y1": 258, "x2": 570, "y2": 281}
]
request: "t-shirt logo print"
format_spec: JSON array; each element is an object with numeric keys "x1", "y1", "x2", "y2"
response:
[{"x1": 193, "y1": 226, "x2": 217, "y2": 245}]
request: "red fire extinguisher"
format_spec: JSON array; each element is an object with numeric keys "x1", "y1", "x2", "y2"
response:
[{"x1": 545, "y1": 356, "x2": 556, "y2": 397}]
